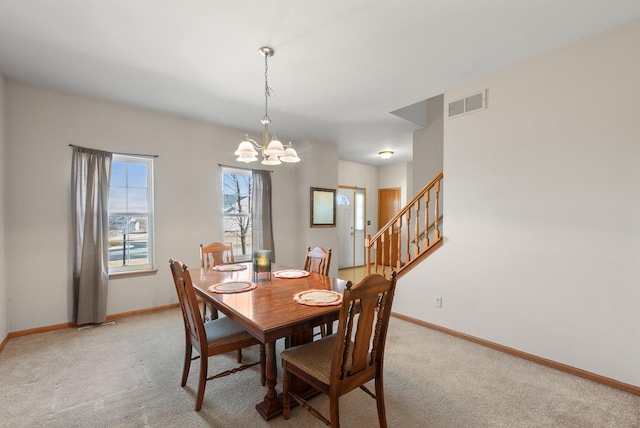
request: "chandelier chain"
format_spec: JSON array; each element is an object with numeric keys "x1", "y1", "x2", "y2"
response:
[{"x1": 264, "y1": 53, "x2": 273, "y2": 120}]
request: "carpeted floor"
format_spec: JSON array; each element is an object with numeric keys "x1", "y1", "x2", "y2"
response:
[{"x1": 0, "y1": 308, "x2": 638, "y2": 427}]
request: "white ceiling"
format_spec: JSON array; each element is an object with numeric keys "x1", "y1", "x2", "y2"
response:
[{"x1": 1, "y1": 1, "x2": 639, "y2": 166}]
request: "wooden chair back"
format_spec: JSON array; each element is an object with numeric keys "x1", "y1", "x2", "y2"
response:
[
  {"x1": 200, "y1": 242, "x2": 234, "y2": 268},
  {"x1": 169, "y1": 259, "x2": 207, "y2": 354},
  {"x1": 304, "y1": 246, "x2": 332, "y2": 276},
  {"x1": 331, "y1": 272, "x2": 397, "y2": 388}
]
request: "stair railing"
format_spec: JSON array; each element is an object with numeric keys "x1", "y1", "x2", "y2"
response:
[{"x1": 365, "y1": 170, "x2": 444, "y2": 279}]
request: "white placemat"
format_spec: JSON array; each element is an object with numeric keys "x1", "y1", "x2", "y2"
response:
[
  {"x1": 273, "y1": 269, "x2": 310, "y2": 279},
  {"x1": 208, "y1": 281, "x2": 256, "y2": 294},
  {"x1": 211, "y1": 264, "x2": 247, "y2": 272},
  {"x1": 293, "y1": 289, "x2": 342, "y2": 306}
]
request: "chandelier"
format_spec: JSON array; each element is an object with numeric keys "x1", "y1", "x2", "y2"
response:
[{"x1": 234, "y1": 46, "x2": 300, "y2": 165}]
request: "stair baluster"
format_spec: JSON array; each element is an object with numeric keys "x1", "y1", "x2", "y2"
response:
[{"x1": 365, "y1": 170, "x2": 444, "y2": 279}]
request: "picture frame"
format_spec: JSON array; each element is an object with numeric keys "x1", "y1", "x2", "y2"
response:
[{"x1": 310, "y1": 187, "x2": 336, "y2": 228}]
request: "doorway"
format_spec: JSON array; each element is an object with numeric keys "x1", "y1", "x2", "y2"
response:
[
  {"x1": 337, "y1": 186, "x2": 365, "y2": 269},
  {"x1": 377, "y1": 187, "x2": 401, "y2": 266}
]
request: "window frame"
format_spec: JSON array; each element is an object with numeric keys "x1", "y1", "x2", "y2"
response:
[{"x1": 108, "y1": 154, "x2": 155, "y2": 276}]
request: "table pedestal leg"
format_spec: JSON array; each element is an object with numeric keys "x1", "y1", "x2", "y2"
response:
[
  {"x1": 255, "y1": 329, "x2": 321, "y2": 420},
  {"x1": 255, "y1": 341, "x2": 281, "y2": 420}
]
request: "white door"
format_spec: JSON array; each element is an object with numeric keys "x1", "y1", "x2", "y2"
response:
[
  {"x1": 353, "y1": 188, "x2": 365, "y2": 267},
  {"x1": 337, "y1": 188, "x2": 354, "y2": 268},
  {"x1": 337, "y1": 187, "x2": 366, "y2": 269}
]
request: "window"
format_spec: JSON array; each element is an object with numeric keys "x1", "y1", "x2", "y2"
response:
[
  {"x1": 222, "y1": 168, "x2": 253, "y2": 261},
  {"x1": 108, "y1": 154, "x2": 154, "y2": 273}
]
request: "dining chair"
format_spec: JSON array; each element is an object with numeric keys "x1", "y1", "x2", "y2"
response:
[
  {"x1": 304, "y1": 246, "x2": 332, "y2": 276},
  {"x1": 304, "y1": 246, "x2": 334, "y2": 336},
  {"x1": 199, "y1": 242, "x2": 235, "y2": 321},
  {"x1": 281, "y1": 272, "x2": 397, "y2": 427},
  {"x1": 169, "y1": 258, "x2": 265, "y2": 411},
  {"x1": 200, "y1": 242, "x2": 235, "y2": 268}
]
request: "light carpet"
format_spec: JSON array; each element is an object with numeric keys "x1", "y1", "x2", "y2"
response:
[{"x1": 0, "y1": 308, "x2": 638, "y2": 427}]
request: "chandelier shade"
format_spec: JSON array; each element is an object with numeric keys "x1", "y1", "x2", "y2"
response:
[
  {"x1": 235, "y1": 137, "x2": 259, "y2": 156},
  {"x1": 280, "y1": 147, "x2": 301, "y2": 163},
  {"x1": 235, "y1": 46, "x2": 300, "y2": 165},
  {"x1": 237, "y1": 155, "x2": 259, "y2": 163},
  {"x1": 264, "y1": 138, "x2": 285, "y2": 156}
]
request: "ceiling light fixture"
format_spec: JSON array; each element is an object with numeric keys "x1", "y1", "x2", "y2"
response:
[
  {"x1": 378, "y1": 150, "x2": 394, "y2": 160},
  {"x1": 234, "y1": 46, "x2": 300, "y2": 165}
]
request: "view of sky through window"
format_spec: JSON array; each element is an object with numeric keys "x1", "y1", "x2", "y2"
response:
[{"x1": 109, "y1": 161, "x2": 148, "y2": 212}]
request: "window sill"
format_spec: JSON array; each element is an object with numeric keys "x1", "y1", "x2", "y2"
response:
[{"x1": 109, "y1": 269, "x2": 158, "y2": 280}]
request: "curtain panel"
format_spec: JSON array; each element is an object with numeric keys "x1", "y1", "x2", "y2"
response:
[
  {"x1": 72, "y1": 146, "x2": 112, "y2": 325},
  {"x1": 251, "y1": 170, "x2": 275, "y2": 261}
]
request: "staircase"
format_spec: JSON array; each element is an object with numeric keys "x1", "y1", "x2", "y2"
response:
[{"x1": 365, "y1": 170, "x2": 444, "y2": 279}]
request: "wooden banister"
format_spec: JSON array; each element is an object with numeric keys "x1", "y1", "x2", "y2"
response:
[
  {"x1": 365, "y1": 170, "x2": 444, "y2": 279},
  {"x1": 411, "y1": 215, "x2": 444, "y2": 244}
]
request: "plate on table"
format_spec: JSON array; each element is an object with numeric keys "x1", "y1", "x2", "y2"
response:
[
  {"x1": 211, "y1": 264, "x2": 247, "y2": 272},
  {"x1": 208, "y1": 281, "x2": 256, "y2": 294},
  {"x1": 273, "y1": 269, "x2": 310, "y2": 279},
  {"x1": 293, "y1": 289, "x2": 342, "y2": 306}
]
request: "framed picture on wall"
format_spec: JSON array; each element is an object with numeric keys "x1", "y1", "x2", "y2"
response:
[{"x1": 310, "y1": 187, "x2": 336, "y2": 227}]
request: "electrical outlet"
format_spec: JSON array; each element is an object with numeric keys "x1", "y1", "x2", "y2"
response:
[{"x1": 434, "y1": 296, "x2": 442, "y2": 308}]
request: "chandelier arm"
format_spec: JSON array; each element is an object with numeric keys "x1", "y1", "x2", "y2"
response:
[
  {"x1": 241, "y1": 136, "x2": 262, "y2": 149},
  {"x1": 248, "y1": 138, "x2": 262, "y2": 149}
]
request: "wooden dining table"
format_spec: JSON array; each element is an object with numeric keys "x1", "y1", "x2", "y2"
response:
[{"x1": 191, "y1": 262, "x2": 349, "y2": 420}]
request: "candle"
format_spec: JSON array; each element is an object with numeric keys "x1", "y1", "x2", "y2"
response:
[{"x1": 253, "y1": 249, "x2": 272, "y2": 281}]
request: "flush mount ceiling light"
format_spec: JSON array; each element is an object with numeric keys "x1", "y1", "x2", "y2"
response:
[
  {"x1": 378, "y1": 150, "x2": 394, "y2": 160},
  {"x1": 234, "y1": 46, "x2": 300, "y2": 165}
]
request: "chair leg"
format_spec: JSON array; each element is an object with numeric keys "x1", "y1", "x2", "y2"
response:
[
  {"x1": 282, "y1": 362, "x2": 291, "y2": 420},
  {"x1": 259, "y1": 344, "x2": 266, "y2": 386},
  {"x1": 325, "y1": 321, "x2": 333, "y2": 336},
  {"x1": 201, "y1": 302, "x2": 208, "y2": 323},
  {"x1": 200, "y1": 302, "x2": 219, "y2": 323},
  {"x1": 236, "y1": 349, "x2": 242, "y2": 363},
  {"x1": 329, "y1": 394, "x2": 340, "y2": 428},
  {"x1": 181, "y1": 341, "x2": 192, "y2": 387},
  {"x1": 317, "y1": 321, "x2": 333, "y2": 338},
  {"x1": 375, "y1": 375, "x2": 387, "y2": 428},
  {"x1": 195, "y1": 352, "x2": 208, "y2": 411}
]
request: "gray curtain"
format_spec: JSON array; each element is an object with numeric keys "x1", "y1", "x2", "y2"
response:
[
  {"x1": 72, "y1": 146, "x2": 112, "y2": 325},
  {"x1": 252, "y1": 170, "x2": 275, "y2": 261}
]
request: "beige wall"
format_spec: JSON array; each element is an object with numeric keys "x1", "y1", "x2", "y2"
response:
[
  {"x1": 4, "y1": 81, "x2": 330, "y2": 332},
  {"x1": 412, "y1": 94, "x2": 444, "y2": 195},
  {"x1": 396, "y1": 18, "x2": 640, "y2": 386},
  {"x1": 0, "y1": 75, "x2": 7, "y2": 341},
  {"x1": 296, "y1": 138, "x2": 340, "y2": 277},
  {"x1": 378, "y1": 162, "x2": 409, "y2": 208}
]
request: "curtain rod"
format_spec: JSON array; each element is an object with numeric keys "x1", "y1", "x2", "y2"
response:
[
  {"x1": 69, "y1": 144, "x2": 159, "y2": 158},
  {"x1": 218, "y1": 163, "x2": 273, "y2": 173}
]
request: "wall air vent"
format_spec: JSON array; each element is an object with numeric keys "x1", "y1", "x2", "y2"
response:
[{"x1": 447, "y1": 89, "x2": 487, "y2": 119}]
